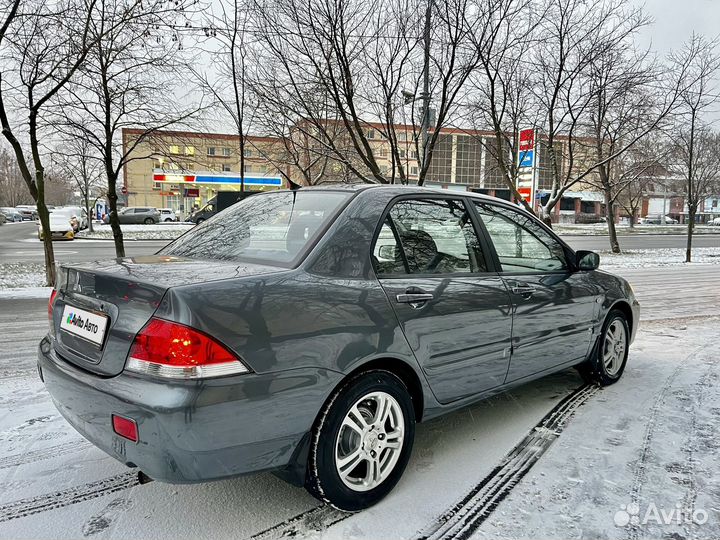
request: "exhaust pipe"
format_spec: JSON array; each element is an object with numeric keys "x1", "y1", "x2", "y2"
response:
[{"x1": 137, "y1": 471, "x2": 154, "y2": 485}]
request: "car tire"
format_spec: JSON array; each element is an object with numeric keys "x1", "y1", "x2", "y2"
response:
[
  {"x1": 195, "y1": 218, "x2": 204, "y2": 225},
  {"x1": 143, "y1": 218, "x2": 155, "y2": 225},
  {"x1": 305, "y1": 370, "x2": 415, "y2": 512},
  {"x1": 576, "y1": 309, "x2": 630, "y2": 386}
]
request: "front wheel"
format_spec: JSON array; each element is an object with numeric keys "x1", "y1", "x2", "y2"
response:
[
  {"x1": 143, "y1": 218, "x2": 155, "y2": 225},
  {"x1": 577, "y1": 309, "x2": 629, "y2": 386},
  {"x1": 306, "y1": 371, "x2": 415, "y2": 511}
]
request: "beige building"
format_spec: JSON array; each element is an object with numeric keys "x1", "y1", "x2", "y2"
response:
[
  {"x1": 122, "y1": 129, "x2": 289, "y2": 217},
  {"x1": 122, "y1": 125, "x2": 604, "y2": 222}
]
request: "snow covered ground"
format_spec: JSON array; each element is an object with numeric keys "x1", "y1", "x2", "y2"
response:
[
  {"x1": 599, "y1": 247, "x2": 720, "y2": 268},
  {"x1": 76, "y1": 223, "x2": 194, "y2": 241},
  {"x1": 555, "y1": 223, "x2": 720, "y2": 236},
  {"x1": 0, "y1": 265, "x2": 719, "y2": 539},
  {"x1": 0, "y1": 262, "x2": 47, "y2": 289}
]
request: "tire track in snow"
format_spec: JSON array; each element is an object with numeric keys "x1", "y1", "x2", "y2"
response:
[
  {"x1": 0, "y1": 440, "x2": 92, "y2": 470},
  {"x1": 0, "y1": 472, "x2": 140, "y2": 523},
  {"x1": 248, "y1": 505, "x2": 348, "y2": 540},
  {"x1": 626, "y1": 345, "x2": 705, "y2": 540},
  {"x1": 415, "y1": 384, "x2": 599, "y2": 540}
]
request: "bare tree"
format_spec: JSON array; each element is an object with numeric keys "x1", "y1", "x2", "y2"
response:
[
  {"x1": 464, "y1": 0, "x2": 542, "y2": 212},
  {"x1": 525, "y1": 0, "x2": 693, "y2": 228},
  {"x1": 669, "y1": 35, "x2": 720, "y2": 262},
  {"x1": 0, "y1": 0, "x2": 102, "y2": 285},
  {"x1": 52, "y1": 137, "x2": 105, "y2": 233},
  {"x1": 247, "y1": 0, "x2": 506, "y2": 185},
  {"x1": 0, "y1": 146, "x2": 31, "y2": 206},
  {"x1": 193, "y1": 0, "x2": 255, "y2": 190},
  {"x1": 56, "y1": 0, "x2": 201, "y2": 257}
]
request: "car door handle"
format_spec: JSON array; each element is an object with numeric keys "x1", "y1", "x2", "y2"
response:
[
  {"x1": 511, "y1": 285, "x2": 536, "y2": 296},
  {"x1": 396, "y1": 293, "x2": 434, "y2": 303}
]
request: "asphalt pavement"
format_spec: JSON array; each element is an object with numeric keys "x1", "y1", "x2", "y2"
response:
[
  {"x1": 1, "y1": 221, "x2": 719, "y2": 265},
  {"x1": 0, "y1": 222, "x2": 168, "y2": 264}
]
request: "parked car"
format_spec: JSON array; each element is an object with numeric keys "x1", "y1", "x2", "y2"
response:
[
  {"x1": 40, "y1": 185, "x2": 639, "y2": 511},
  {"x1": 1, "y1": 207, "x2": 24, "y2": 222},
  {"x1": 58, "y1": 206, "x2": 88, "y2": 230},
  {"x1": 185, "y1": 199, "x2": 217, "y2": 224},
  {"x1": 640, "y1": 214, "x2": 678, "y2": 225},
  {"x1": 38, "y1": 208, "x2": 76, "y2": 240},
  {"x1": 710, "y1": 217, "x2": 720, "y2": 226},
  {"x1": 0, "y1": 212, "x2": 5, "y2": 225},
  {"x1": 103, "y1": 207, "x2": 161, "y2": 224},
  {"x1": 159, "y1": 208, "x2": 178, "y2": 222},
  {"x1": 15, "y1": 206, "x2": 38, "y2": 221}
]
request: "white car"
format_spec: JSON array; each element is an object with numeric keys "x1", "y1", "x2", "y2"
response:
[
  {"x1": 38, "y1": 209, "x2": 76, "y2": 240},
  {"x1": 711, "y1": 217, "x2": 720, "y2": 226},
  {"x1": 59, "y1": 206, "x2": 88, "y2": 230},
  {"x1": 159, "y1": 208, "x2": 178, "y2": 222}
]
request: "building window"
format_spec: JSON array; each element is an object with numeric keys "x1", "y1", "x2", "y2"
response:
[
  {"x1": 399, "y1": 149, "x2": 406, "y2": 158},
  {"x1": 184, "y1": 146, "x2": 195, "y2": 156},
  {"x1": 153, "y1": 182, "x2": 162, "y2": 190},
  {"x1": 398, "y1": 132, "x2": 407, "y2": 141},
  {"x1": 410, "y1": 150, "x2": 417, "y2": 158},
  {"x1": 243, "y1": 148, "x2": 253, "y2": 158},
  {"x1": 222, "y1": 164, "x2": 232, "y2": 172},
  {"x1": 169, "y1": 145, "x2": 180, "y2": 155},
  {"x1": 367, "y1": 129, "x2": 375, "y2": 139},
  {"x1": 222, "y1": 147, "x2": 232, "y2": 157},
  {"x1": 410, "y1": 166, "x2": 418, "y2": 176},
  {"x1": 378, "y1": 147, "x2": 388, "y2": 158},
  {"x1": 244, "y1": 164, "x2": 253, "y2": 173},
  {"x1": 207, "y1": 146, "x2": 217, "y2": 156}
]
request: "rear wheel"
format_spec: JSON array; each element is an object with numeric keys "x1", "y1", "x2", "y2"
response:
[
  {"x1": 577, "y1": 309, "x2": 629, "y2": 386},
  {"x1": 195, "y1": 218, "x2": 204, "y2": 225},
  {"x1": 306, "y1": 370, "x2": 415, "y2": 511},
  {"x1": 143, "y1": 217, "x2": 155, "y2": 225}
]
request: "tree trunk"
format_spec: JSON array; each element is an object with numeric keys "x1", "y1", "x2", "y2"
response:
[
  {"x1": 628, "y1": 210, "x2": 635, "y2": 229},
  {"x1": 106, "y1": 172, "x2": 125, "y2": 257},
  {"x1": 37, "y1": 198, "x2": 56, "y2": 286},
  {"x1": 605, "y1": 203, "x2": 620, "y2": 253},
  {"x1": 85, "y1": 190, "x2": 94, "y2": 233},
  {"x1": 685, "y1": 208, "x2": 695, "y2": 263}
]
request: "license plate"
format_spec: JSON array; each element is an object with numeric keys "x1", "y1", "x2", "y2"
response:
[{"x1": 60, "y1": 304, "x2": 108, "y2": 347}]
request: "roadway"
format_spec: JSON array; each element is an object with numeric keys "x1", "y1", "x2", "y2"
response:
[
  {"x1": 0, "y1": 222, "x2": 168, "y2": 264},
  {"x1": 1, "y1": 221, "x2": 719, "y2": 265}
]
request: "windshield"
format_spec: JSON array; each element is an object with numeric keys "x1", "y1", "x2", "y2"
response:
[{"x1": 161, "y1": 190, "x2": 351, "y2": 265}]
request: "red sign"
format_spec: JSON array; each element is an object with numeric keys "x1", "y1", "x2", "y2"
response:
[
  {"x1": 519, "y1": 129, "x2": 535, "y2": 151},
  {"x1": 517, "y1": 187, "x2": 532, "y2": 202},
  {"x1": 184, "y1": 188, "x2": 200, "y2": 198}
]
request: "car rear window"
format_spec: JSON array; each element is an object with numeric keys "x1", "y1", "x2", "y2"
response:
[{"x1": 161, "y1": 191, "x2": 351, "y2": 265}]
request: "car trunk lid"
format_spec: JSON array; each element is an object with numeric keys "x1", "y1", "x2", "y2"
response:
[{"x1": 51, "y1": 255, "x2": 284, "y2": 376}]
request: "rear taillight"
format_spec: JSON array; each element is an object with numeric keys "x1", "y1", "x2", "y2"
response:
[
  {"x1": 48, "y1": 289, "x2": 58, "y2": 322},
  {"x1": 126, "y1": 318, "x2": 249, "y2": 379}
]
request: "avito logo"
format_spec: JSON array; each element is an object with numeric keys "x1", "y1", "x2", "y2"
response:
[{"x1": 65, "y1": 312, "x2": 99, "y2": 334}]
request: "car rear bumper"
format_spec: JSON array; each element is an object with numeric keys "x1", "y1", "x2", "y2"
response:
[{"x1": 38, "y1": 336, "x2": 341, "y2": 483}]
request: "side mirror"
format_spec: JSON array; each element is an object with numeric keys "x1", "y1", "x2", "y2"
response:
[
  {"x1": 576, "y1": 250, "x2": 600, "y2": 271},
  {"x1": 378, "y1": 245, "x2": 395, "y2": 260}
]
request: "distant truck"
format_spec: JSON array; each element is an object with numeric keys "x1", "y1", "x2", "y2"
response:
[{"x1": 185, "y1": 192, "x2": 255, "y2": 224}]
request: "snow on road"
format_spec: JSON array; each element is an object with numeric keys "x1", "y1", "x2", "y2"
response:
[{"x1": 0, "y1": 266, "x2": 719, "y2": 539}]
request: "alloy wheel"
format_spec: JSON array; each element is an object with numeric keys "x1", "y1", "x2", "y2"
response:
[
  {"x1": 334, "y1": 391, "x2": 404, "y2": 492},
  {"x1": 603, "y1": 319, "x2": 627, "y2": 376}
]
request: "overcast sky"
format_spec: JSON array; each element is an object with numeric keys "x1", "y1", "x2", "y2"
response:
[{"x1": 635, "y1": 0, "x2": 720, "y2": 54}]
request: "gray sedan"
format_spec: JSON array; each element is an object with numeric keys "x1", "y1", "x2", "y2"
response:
[{"x1": 39, "y1": 185, "x2": 639, "y2": 511}]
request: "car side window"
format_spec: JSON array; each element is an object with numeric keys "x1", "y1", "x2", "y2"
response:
[
  {"x1": 474, "y1": 202, "x2": 568, "y2": 273},
  {"x1": 374, "y1": 198, "x2": 487, "y2": 275}
]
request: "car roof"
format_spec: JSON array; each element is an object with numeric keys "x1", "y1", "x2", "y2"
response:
[{"x1": 272, "y1": 183, "x2": 505, "y2": 204}]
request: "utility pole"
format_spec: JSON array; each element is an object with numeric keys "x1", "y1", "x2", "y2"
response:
[{"x1": 421, "y1": 0, "x2": 431, "y2": 172}]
